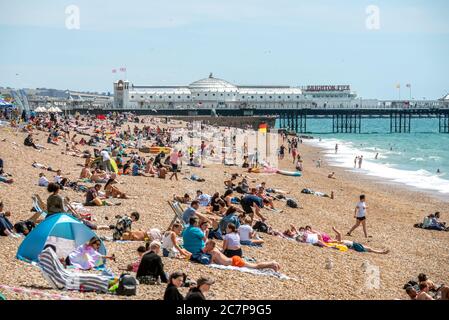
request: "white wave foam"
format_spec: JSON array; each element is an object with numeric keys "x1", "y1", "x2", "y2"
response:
[{"x1": 305, "y1": 138, "x2": 449, "y2": 194}]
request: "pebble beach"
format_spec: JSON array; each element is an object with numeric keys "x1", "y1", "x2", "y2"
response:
[{"x1": 0, "y1": 117, "x2": 448, "y2": 300}]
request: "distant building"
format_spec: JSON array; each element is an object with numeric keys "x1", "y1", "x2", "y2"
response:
[{"x1": 113, "y1": 73, "x2": 359, "y2": 110}]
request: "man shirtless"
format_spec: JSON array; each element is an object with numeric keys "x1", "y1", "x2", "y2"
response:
[{"x1": 202, "y1": 240, "x2": 280, "y2": 272}]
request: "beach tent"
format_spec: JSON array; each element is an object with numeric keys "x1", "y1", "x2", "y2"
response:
[
  {"x1": 96, "y1": 114, "x2": 106, "y2": 120},
  {"x1": 54, "y1": 107, "x2": 63, "y2": 113},
  {"x1": 0, "y1": 98, "x2": 13, "y2": 109},
  {"x1": 16, "y1": 213, "x2": 106, "y2": 263}
]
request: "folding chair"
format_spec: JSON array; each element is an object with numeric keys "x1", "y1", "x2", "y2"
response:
[{"x1": 167, "y1": 200, "x2": 186, "y2": 229}]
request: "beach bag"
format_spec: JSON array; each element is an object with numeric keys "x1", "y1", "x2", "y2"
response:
[
  {"x1": 116, "y1": 273, "x2": 137, "y2": 296},
  {"x1": 275, "y1": 194, "x2": 286, "y2": 200},
  {"x1": 253, "y1": 221, "x2": 269, "y2": 233},
  {"x1": 286, "y1": 199, "x2": 298, "y2": 208}
]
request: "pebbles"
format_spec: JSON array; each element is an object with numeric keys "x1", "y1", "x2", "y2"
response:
[{"x1": 0, "y1": 123, "x2": 448, "y2": 300}]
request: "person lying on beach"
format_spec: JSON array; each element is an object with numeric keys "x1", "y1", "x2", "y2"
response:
[
  {"x1": 65, "y1": 236, "x2": 115, "y2": 270},
  {"x1": 104, "y1": 178, "x2": 134, "y2": 199},
  {"x1": 328, "y1": 172, "x2": 336, "y2": 179},
  {"x1": 332, "y1": 227, "x2": 388, "y2": 254},
  {"x1": 301, "y1": 188, "x2": 331, "y2": 198},
  {"x1": 0, "y1": 173, "x2": 14, "y2": 184},
  {"x1": 238, "y1": 216, "x2": 264, "y2": 246},
  {"x1": 173, "y1": 193, "x2": 191, "y2": 204},
  {"x1": 32, "y1": 161, "x2": 56, "y2": 172},
  {"x1": 203, "y1": 239, "x2": 280, "y2": 271},
  {"x1": 162, "y1": 222, "x2": 192, "y2": 258},
  {"x1": 256, "y1": 182, "x2": 289, "y2": 195}
]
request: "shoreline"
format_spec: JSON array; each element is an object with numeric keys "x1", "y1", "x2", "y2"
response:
[{"x1": 300, "y1": 138, "x2": 449, "y2": 202}]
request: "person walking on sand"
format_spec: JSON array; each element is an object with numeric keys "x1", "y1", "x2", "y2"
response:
[
  {"x1": 347, "y1": 194, "x2": 370, "y2": 238},
  {"x1": 358, "y1": 155, "x2": 363, "y2": 169}
]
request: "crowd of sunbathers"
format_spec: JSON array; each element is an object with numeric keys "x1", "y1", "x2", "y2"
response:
[{"x1": 0, "y1": 110, "x2": 446, "y2": 301}]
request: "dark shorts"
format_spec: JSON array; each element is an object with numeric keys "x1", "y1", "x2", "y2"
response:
[
  {"x1": 223, "y1": 248, "x2": 243, "y2": 258},
  {"x1": 242, "y1": 203, "x2": 253, "y2": 214},
  {"x1": 352, "y1": 242, "x2": 366, "y2": 252},
  {"x1": 356, "y1": 216, "x2": 366, "y2": 221},
  {"x1": 171, "y1": 163, "x2": 178, "y2": 172}
]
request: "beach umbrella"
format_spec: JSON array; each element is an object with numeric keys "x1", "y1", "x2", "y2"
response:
[{"x1": 54, "y1": 107, "x2": 63, "y2": 113}]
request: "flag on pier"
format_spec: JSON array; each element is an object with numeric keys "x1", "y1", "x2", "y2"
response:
[
  {"x1": 259, "y1": 123, "x2": 268, "y2": 133},
  {"x1": 120, "y1": 67, "x2": 126, "y2": 72},
  {"x1": 112, "y1": 69, "x2": 117, "y2": 73},
  {"x1": 395, "y1": 84, "x2": 401, "y2": 89},
  {"x1": 406, "y1": 84, "x2": 411, "y2": 88}
]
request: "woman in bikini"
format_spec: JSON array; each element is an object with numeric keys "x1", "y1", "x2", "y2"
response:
[{"x1": 104, "y1": 178, "x2": 132, "y2": 199}]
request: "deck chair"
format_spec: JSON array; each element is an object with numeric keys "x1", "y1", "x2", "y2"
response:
[
  {"x1": 167, "y1": 200, "x2": 186, "y2": 229},
  {"x1": 38, "y1": 247, "x2": 110, "y2": 293},
  {"x1": 31, "y1": 194, "x2": 47, "y2": 220}
]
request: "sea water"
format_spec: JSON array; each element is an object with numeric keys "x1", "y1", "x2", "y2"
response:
[{"x1": 276, "y1": 117, "x2": 449, "y2": 195}]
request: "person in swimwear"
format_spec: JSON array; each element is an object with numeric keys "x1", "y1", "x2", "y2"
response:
[{"x1": 202, "y1": 240, "x2": 280, "y2": 272}]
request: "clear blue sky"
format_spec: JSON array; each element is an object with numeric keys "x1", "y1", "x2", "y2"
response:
[{"x1": 1, "y1": 0, "x2": 448, "y2": 99}]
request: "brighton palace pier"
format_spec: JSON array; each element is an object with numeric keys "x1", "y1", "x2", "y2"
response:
[{"x1": 71, "y1": 74, "x2": 449, "y2": 133}]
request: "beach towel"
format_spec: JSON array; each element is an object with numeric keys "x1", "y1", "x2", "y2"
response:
[
  {"x1": 208, "y1": 264, "x2": 296, "y2": 281},
  {"x1": 38, "y1": 247, "x2": 111, "y2": 293}
]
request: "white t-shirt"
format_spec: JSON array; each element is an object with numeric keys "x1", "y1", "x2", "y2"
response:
[
  {"x1": 224, "y1": 232, "x2": 240, "y2": 248},
  {"x1": 356, "y1": 201, "x2": 367, "y2": 218},
  {"x1": 54, "y1": 175, "x2": 62, "y2": 184},
  {"x1": 305, "y1": 233, "x2": 319, "y2": 244},
  {"x1": 38, "y1": 176, "x2": 49, "y2": 187},
  {"x1": 100, "y1": 150, "x2": 110, "y2": 161},
  {"x1": 238, "y1": 224, "x2": 253, "y2": 242}
]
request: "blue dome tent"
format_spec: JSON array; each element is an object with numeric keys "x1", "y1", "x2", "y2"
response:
[{"x1": 16, "y1": 213, "x2": 107, "y2": 263}]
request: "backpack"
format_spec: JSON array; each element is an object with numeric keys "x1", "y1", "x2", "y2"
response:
[
  {"x1": 253, "y1": 221, "x2": 269, "y2": 233},
  {"x1": 286, "y1": 199, "x2": 298, "y2": 208},
  {"x1": 116, "y1": 273, "x2": 137, "y2": 296}
]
